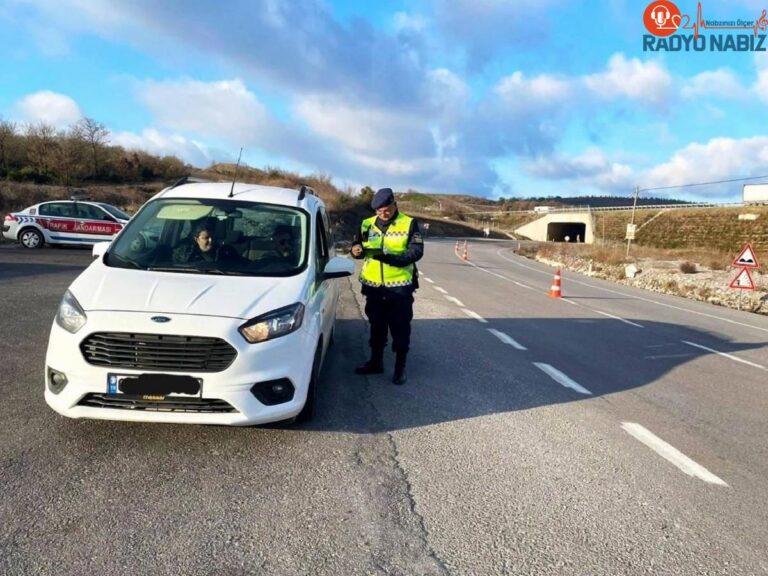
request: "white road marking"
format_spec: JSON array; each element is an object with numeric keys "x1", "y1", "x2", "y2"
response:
[
  {"x1": 496, "y1": 250, "x2": 768, "y2": 335},
  {"x1": 533, "y1": 363, "x2": 592, "y2": 395},
  {"x1": 488, "y1": 329, "x2": 527, "y2": 350},
  {"x1": 434, "y1": 286, "x2": 448, "y2": 294},
  {"x1": 644, "y1": 353, "x2": 696, "y2": 360},
  {"x1": 460, "y1": 308, "x2": 488, "y2": 323},
  {"x1": 457, "y1": 253, "x2": 509, "y2": 280},
  {"x1": 562, "y1": 299, "x2": 578, "y2": 306},
  {"x1": 682, "y1": 340, "x2": 767, "y2": 371},
  {"x1": 423, "y1": 277, "x2": 434, "y2": 284},
  {"x1": 621, "y1": 422, "x2": 728, "y2": 487},
  {"x1": 595, "y1": 310, "x2": 644, "y2": 328},
  {"x1": 513, "y1": 281, "x2": 535, "y2": 290},
  {"x1": 444, "y1": 295, "x2": 465, "y2": 307}
]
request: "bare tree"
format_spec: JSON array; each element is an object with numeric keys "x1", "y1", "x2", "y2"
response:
[
  {"x1": 0, "y1": 119, "x2": 16, "y2": 177},
  {"x1": 56, "y1": 128, "x2": 88, "y2": 185},
  {"x1": 73, "y1": 117, "x2": 110, "y2": 178},
  {"x1": 25, "y1": 122, "x2": 59, "y2": 181}
]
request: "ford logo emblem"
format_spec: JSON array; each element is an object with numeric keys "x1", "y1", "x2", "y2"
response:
[{"x1": 151, "y1": 316, "x2": 171, "y2": 323}]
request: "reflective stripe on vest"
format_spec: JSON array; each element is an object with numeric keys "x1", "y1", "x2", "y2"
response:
[{"x1": 359, "y1": 213, "x2": 414, "y2": 288}]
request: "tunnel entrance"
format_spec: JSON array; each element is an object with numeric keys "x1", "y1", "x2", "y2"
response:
[{"x1": 547, "y1": 222, "x2": 586, "y2": 242}]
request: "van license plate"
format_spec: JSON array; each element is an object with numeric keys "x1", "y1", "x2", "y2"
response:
[{"x1": 107, "y1": 373, "x2": 202, "y2": 397}]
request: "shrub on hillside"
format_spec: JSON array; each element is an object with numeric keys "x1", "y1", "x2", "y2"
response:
[{"x1": 679, "y1": 261, "x2": 697, "y2": 274}]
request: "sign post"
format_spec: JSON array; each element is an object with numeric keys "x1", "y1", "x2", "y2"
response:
[
  {"x1": 625, "y1": 186, "x2": 640, "y2": 258},
  {"x1": 729, "y1": 242, "x2": 760, "y2": 311}
]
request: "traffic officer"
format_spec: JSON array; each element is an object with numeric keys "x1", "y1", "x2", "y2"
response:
[{"x1": 350, "y1": 188, "x2": 424, "y2": 384}]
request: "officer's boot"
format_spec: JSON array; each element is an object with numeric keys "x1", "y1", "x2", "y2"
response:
[
  {"x1": 392, "y1": 352, "x2": 407, "y2": 385},
  {"x1": 354, "y1": 348, "x2": 385, "y2": 375}
]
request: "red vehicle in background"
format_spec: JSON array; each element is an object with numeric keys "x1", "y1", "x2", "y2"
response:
[{"x1": 3, "y1": 200, "x2": 130, "y2": 249}]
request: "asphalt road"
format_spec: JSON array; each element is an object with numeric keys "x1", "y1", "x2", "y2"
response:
[{"x1": 1, "y1": 239, "x2": 767, "y2": 575}]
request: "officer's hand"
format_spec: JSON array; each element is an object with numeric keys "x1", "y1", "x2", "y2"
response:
[{"x1": 351, "y1": 244, "x2": 363, "y2": 257}]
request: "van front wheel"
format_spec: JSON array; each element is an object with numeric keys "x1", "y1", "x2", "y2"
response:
[{"x1": 296, "y1": 345, "x2": 321, "y2": 423}]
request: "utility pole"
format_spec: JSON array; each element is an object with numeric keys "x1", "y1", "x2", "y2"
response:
[{"x1": 626, "y1": 186, "x2": 639, "y2": 258}]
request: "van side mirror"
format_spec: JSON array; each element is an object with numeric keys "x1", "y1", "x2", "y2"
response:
[{"x1": 322, "y1": 256, "x2": 354, "y2": 279}]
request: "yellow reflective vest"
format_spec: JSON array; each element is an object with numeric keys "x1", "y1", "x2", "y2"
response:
[{"x1": 359, "y1": 212, "x2": 415, "y2": 288}]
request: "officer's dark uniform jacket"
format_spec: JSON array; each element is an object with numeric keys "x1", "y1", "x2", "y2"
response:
[{"x1": 353, "y1": 211, "x2": 424, "y2": 297}]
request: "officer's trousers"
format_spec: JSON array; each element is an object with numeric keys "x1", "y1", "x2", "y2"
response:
[{"x1": 364, "y1": 293, "x2": 414, "y2": 354}]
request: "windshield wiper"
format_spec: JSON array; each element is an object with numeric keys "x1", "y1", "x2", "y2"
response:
[
  {"x1": 147, "y1": 266, "x2": 248, "y2": 276},
  {"x1": 197, "y1": 267, "x2": 251, "y2": 275},
  {"x1": 108, "y1": 253, "x2": 143, "y2": 270},
  {"x1": 147, "y1": 266, "x2": 206, "y2": 274}
]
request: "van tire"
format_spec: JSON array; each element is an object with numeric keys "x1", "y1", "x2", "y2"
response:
[{"x1": 296, "y1": 344, "x2": 322, "y2": 423}]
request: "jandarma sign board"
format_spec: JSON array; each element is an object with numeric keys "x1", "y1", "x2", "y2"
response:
[{"x1": 643, "y1": 1, "x2": 768, "y2": 51}]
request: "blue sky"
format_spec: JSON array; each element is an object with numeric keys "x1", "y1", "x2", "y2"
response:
[{"x1": 3, "y1": 0, "x2": 768, "y2": 201}]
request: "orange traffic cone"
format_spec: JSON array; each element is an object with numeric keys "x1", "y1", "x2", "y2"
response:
[
  {"x1": 462, "y1": 241, "x2": 469, "y2": 261},
  {"x1": 549, "y1": 268, "x2": 562, "y2": 298}
]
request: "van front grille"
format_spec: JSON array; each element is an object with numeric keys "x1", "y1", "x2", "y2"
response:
[{"x1": 80, "y1": 332, "x2": 237, "y2": 372}]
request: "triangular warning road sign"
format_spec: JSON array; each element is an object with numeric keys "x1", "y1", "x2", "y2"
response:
[
  {"x1": 729, "y1": 268, "x2": 755, "y2": 290},
  {"x1": 732, "y1": 242, "x2": 759, "y2": 268}
]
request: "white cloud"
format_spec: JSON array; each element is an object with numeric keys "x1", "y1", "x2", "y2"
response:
[
  {"x1": 137, "y1": 78, "x2": 272, "y2": 142},
  {"x1": 14, "y1": 90, "x2": 82, "y2": 127},
  {"x1": 644, "y1": 136, "x2": 768, "y2": 193},
  {"x1": 584, "y1": 54, "x2": 672, "y2": 108},
  {"x1": 393, "y1": 12, "x2": 428, "y2": 33},
  {"x1": 293, "y1": 95, "x2": 433, "y2": 156},
  {"x1": 682, "y1": 68, "x2": 747, "y2": 99},
  {"x1": 524, "y1": 148, "x2": 635, "y2": 191},
  {"x1": 112, "y1": 128, "x2": 212, "y2": 166},
  {"x1": 495, "y1": 71, "x2": 572, "y2": 112},
  {"x1": 434, "y1": 0, "x2": 565, "y2": 69},
  {"x1": 752, "y1": 68, "x2": 768, "y2": 103},
  {"x1": 426, "y1": 68, "x2": 470, "y2": 114}
]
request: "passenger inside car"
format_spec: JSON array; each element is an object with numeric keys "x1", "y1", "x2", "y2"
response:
[{"x1": 255, "y1": 224, "x2": 299, "y2": 271}]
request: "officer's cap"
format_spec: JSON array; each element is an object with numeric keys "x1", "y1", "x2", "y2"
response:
[{"x1": 371, "y1": 188, "x2": 395, "y2": 210}]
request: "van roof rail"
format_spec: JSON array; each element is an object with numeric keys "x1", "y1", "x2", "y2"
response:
[
  {"x1": 169, "y1": 175, "x2": 212, "y2": 189},
  {"x1": 298, "y1": 184, "x2": 315, "y2": 201}
]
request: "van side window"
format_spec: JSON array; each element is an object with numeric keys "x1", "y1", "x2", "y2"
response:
[
  {"x1": 315, "y1": 213, "x2": 329, "y2": 274},
  {"x1": 321, "y1": 207, "x2": 334, "y2": 251}
]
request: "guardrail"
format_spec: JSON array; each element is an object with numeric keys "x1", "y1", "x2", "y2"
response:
[{"x1": 462, "y1": 202, "x2": 749, "y2": 216}]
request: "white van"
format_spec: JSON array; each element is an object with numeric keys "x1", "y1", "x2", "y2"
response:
[{"x1": 44, "y1": 180, "x2": 354, "y2": 426}]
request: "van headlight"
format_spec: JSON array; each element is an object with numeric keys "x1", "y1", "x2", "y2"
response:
[
  {"x1": 55, "y1": 290, "x2": 87, "y2": 333},
  {"x1": 239, "y1": 303, "x2": 305, "y2": 344}
]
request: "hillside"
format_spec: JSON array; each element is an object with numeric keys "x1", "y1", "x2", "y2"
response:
[
  {"x1": 5, "y1": 168, "x2": 768, "y2": 253},
  {"x1": 591, "y1": 206, "x2": 768, "y2": 253}
]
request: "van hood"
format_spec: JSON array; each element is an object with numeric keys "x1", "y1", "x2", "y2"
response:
[{"x1": 70, "y1": 262, "x2": 306, "y2": 319}]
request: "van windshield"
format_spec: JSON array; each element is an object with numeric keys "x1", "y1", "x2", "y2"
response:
[{"x1": 106, "y1": 198, "x2": 309, "y2": 277}]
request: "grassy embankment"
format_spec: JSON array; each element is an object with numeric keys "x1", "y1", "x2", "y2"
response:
[{"x1": 0, "y1": 164, "x2": 487, "y2": 243}]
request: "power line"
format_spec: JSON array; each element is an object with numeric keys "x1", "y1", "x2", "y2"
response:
[{"x1": 639, "y1": 174, "x2": 768, "y2": 193}]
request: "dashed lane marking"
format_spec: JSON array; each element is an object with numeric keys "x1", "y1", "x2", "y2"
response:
[
  {"x1": 595, "y1": 310, "x2": 644, "y2": 328},
  {"x1": 621, "y1": 422, "x2": 728, "y2": 487},
  {"x1": 434, "y1": 286, "x2": 448, "y2": 294},
  {"x1": 487, "y1": 329, "x2": 527, "y2": 350},
  {"x1": 444, "y1": 295, "x2": 465, "y2": 307},
  {"x1": 533, "y1": 362, "x2": 592, "y2": 395},
  {"x1": 460, "y1": 308, "x2": 488, "y2": 323},
  {"x1": 682, "y1": 340, "x2": 767, "y2": 371}
]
